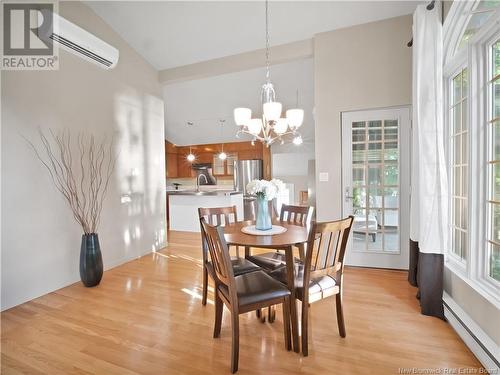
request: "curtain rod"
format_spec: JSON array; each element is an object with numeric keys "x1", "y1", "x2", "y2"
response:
[{"x1": 407, "y1": 0, "x2": 441, "y2": 48}]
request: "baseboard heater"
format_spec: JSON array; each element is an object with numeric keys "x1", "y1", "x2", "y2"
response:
[{"x1": 443, "y1": 293, "x2": 499, "y2": 373}]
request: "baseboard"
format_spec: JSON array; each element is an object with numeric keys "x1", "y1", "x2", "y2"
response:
[{"x1": 443, "y1": 292, "x2": 500, "y2": 373}]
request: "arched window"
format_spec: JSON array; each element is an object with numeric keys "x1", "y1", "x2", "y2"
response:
[{"x1": 443, "y1": 0, "x2": 500, "y2": 302}]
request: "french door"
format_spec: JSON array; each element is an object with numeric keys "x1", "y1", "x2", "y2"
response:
[{"x1": 341, "y1": 107, "x2": 410, "y2": 270}]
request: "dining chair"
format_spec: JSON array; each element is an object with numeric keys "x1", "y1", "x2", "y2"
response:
[
  {"x1": 198, "y1": 206, "x2": 260, "y2": 306},
  {"x1": 201, "y1": 219, "x2": 291, "y2": 373},
  {"x1": 246, "y1": 204, "x2": 314, "y2": 269},
  {"x1": 269, "y1": 216, "x2": 354, "y2": 356},
  {"x1": 245, "y1": 204, "x2": 314, "y2": 322}
]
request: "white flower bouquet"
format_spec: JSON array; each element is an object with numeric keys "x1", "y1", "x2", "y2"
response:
[{"x1": 246, "y1": 179, "x2": 284, "y2": 201}]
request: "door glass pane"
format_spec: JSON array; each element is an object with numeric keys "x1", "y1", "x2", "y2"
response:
[
  {"x1": 353, "y1": 187, "x2": 366, "y2": 210},
  {"x1": 352, "y1": 129, "x2": 365, "y2": 142},
  {"x1": 384, "y1": 189, "x2": 399, "y2": 208},
  {"x1": 368, "y1": 188, "x2": 383, "y2": 208},
  {"x1": 351, "y1": 118, "x2": 400, "y2": 253},
  {"x1": 368, "y1": 143, "x2": 382, "y2": 163},
  {"x1": 352, "y1": 143, "x2": 365, "y2": 164},
  {"x1": 353, "y1": 167, "x2": 365, "y2": 186},
  {"x1": 368, "y1": 166, "x2": 382, "y2": 186},
  {"x1": 368, "y1": 128, "x2": 382, "y2": 141},
  {"x1": 384, "y1": 142, "x2": 398, "y2": 162},
  {"x1": 384, "y1": 163, "x2": 398, "y2": 186}
]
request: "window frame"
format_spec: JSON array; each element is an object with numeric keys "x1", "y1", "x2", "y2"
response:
[
  {"x1": 446, "y1": 63, "x2": 469, "y2": 272},
  {"x1": 482, "y1": 31, "x2": 500, "y2": 291},
  {"x1": 444, "y1": 2, "x2": 500, "y2": 307}
]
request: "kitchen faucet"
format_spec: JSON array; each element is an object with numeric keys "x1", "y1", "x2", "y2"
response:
[{"x1": 196, "y1": 174, "x2": 208, "y2": 191}]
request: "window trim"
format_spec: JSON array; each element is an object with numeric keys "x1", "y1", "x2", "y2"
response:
[
  {"x1": 446, "y1": 65, "x2": 469, "y2": 272},
  {"x1": 481, "y1": 31, "x2": 500, "y2": 292},
  {"x1": 444, "y1": 3, "x2": 500, "y2": 308}
]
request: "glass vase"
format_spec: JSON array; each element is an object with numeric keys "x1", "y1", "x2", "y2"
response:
[{"x1": 255, "y1": 196, "x2": 272, "y2": 231}]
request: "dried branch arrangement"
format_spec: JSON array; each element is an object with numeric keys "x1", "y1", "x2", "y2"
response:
[{"x1": 25, "y1": 129, "x2": 117, "y2": 234}]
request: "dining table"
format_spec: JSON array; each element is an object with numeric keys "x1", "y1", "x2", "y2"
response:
[{"x1": 223, "y1": 219, "x2": 310, "y2": 354}]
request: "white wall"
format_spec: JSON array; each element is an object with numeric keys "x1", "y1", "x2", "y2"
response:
[
  {"x1": 1, "y1": 1, "x2": 166, "y2": 310},
  {"x1": 314, "y1": 15, "x2": 412, "y2": 221},
  {"x1": 272, "y1": 152, "x2": 315, "y2": 204}
]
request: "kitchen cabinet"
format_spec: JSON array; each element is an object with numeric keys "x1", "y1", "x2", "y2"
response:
[
  {"x1": 213, "y1": 155, "x2": 225, "y2": 176},
  {"x1": 177, "y1": 157, "x2": 195, "y2": 178},
  {"x1": 165, "y1": 139, "x2": 269, "y2": 179},
  {"x1": 213, "y1": 153, "x2": 238, "y2": 176},
  {"x1": 165, "y1": 141, "x2": 178, "y2": 178},
  {"x1": 166, "y1": 153, "x2": 178, "y2": 178}
]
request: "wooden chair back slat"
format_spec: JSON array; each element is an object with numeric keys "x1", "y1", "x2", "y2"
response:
[
  {"x1": 304, "y1": 216, "x2": 354, "y2": 294},
  {"x1": 279, "y1": 204, "x2": 314, "y2": 227},
  {"x1": 198, "y1": 206, "x2": 238, "y2": 264}
]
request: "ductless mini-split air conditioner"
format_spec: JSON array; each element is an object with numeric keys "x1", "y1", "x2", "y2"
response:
[{"x1": 40, "y1": 10, "x2": 119, "y2": 69}]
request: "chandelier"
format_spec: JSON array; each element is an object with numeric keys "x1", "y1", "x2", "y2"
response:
[{"x1": 233, "y1": 0, "x2": 304, "y2": 147}]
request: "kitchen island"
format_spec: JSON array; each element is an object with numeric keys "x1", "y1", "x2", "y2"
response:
[{"x1": 167, "y1": 190, "x2": 244, "y2": 232}]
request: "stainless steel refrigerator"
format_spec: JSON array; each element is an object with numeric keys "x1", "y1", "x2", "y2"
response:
[{"x1": 233, "y1": 159, "x2": 263, "y2": 220}]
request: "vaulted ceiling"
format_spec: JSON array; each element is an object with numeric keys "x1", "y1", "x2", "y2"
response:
[{"x1": 87, "y1": 1, "x2": 420, "y2": 70}]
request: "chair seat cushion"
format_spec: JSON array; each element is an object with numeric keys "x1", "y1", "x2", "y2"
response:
[
  {"x1": 247, "y1": 252, "x2": 287, "y2": 270},
  {"x1": 206, "y1": 257, "x2": 260, "y2": 277},
  {"x1": 269, "y1": 262, "x2": 338, "y2": 302},
  {"x1": 219, "y1": 270, "x2": 290, "y2": 307},
  {"x1": 231, "y1": 257, "x2": 261, "y2": 276}
]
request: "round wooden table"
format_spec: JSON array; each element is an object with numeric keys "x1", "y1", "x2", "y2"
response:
[{"x1": 224, "y1": 219, "x2": 309, "y2": 353}]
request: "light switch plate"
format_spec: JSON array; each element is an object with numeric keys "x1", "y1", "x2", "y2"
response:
[{"x1": 319, "y1": 172, "x2": 329, "y2": 182}]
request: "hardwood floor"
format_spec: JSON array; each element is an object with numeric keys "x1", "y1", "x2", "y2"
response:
[{"x1": 1, "y1": 231, "x2": 481, "y2": 374}]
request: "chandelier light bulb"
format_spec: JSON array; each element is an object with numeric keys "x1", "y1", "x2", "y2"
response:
[
  {"x1": 263, "y1": 102, "x2": 282, "y2": 122},
  {"x1": 248, "y1": 119, "x2": 263, "y2": 135},
  {"x1": 218, "y1": 152, "x2": 227, "y2": 160},
  {"x1": 234, "y1": 108, "x2": 252, "y2": 126},
  {"x1": 273, "y1": 118, "x2": 288, "y2": 135},
  {"x1": 293, "y1": 135, "x2": 303, "y2": 145},
  {"x1": 286, "y1": 109, "x2": 304, "y2": 129}
]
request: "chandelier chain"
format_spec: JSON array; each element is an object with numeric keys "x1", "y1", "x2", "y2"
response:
[{"x1": 265, "y1": 0, "x2": 270, "y2": 82}]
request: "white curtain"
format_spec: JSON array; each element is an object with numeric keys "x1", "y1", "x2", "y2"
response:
[
  {"x1": 409, "y1": 2, "x2": 447, "y2": 319},
  {"x1": 411, "y1": 3, "x2": 448, "y2": 255}
]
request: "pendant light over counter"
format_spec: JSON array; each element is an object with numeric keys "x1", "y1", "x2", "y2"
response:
[
  {"x1": 218, "y1": 119, "x2": 227, "y2": 160},
  {"x1": 186, "y1": 146, "x2": 195, "y2": 162}
]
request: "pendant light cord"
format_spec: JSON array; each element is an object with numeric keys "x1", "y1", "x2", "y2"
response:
[{"x1": 265, "y1": 0, "x2": 270, "y2": 83}]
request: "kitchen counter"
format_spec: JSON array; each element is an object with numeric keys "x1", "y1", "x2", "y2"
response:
[
  {"x1": 167, "y1": 189, "x2": 241, "y2": 196},
  {"x1": 167, "y1": 191, "x2": 244, "y2": 232}
]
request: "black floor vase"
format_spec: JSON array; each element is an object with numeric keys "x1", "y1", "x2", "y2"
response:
[{"x1": 80, "y1": 233, "x2": 103, "y2": 287}]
